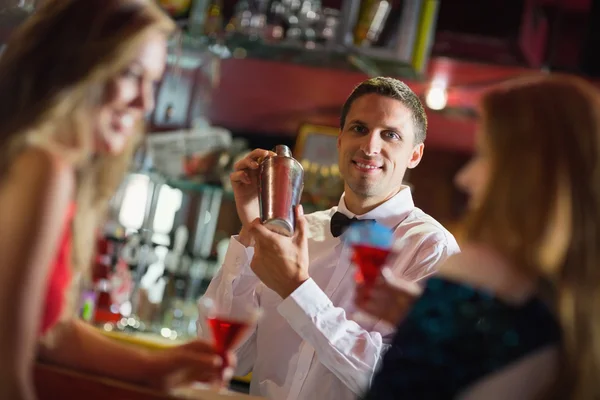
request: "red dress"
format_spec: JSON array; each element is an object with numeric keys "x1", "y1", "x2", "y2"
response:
[{"x1": 39, "y1": 203, "x2": 76, "y2": 335}]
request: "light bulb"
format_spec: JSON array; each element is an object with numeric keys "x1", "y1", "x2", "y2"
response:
[{"x1": 425, "y1": 86, "x2": 448, "y2": 110}]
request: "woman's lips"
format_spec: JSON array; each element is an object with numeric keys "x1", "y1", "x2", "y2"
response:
[{"x1": 111, "y1": 114, "x2": 135, "y2": 135}]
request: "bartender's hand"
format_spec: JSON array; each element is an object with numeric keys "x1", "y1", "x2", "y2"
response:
[
  {"x1": 248, "y1": 205, "x2": 310, "y2": 298},
  {"x1": 146, "y1": 339, "x2": 236, "y2": 390},
  {"x1": 229, "y1": 148, "x2": 277, "y2": 247},
  {"x1": 355, "y1": 268, "x2": 423, "y2": 326}
]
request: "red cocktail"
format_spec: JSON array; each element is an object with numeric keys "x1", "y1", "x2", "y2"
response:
[
  {"x1": 198, "y1": 297, "x2": 261, "y2": 389},
  {"x1": 207, "y1": 316, "x2": 250, "y2": 364},
  {"x1": 351, "y1": 244, "x2": 395, "y2": 288}
]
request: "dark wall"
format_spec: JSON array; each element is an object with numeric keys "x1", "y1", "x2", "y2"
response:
[
  {"x1": 232, "y1": 131, "x2": 296, "y2": 152},
  {"x1": 410, "y1": 148, "x2": 470, "y2": 230}
]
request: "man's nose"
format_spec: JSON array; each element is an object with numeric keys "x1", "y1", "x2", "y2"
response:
[{"x1": 359, "y1": 131, "x2": 382, "y2": 156}]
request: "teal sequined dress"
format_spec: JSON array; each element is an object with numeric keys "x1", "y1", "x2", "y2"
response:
[{"x1": 365, "y1": 277, "x2": 561, "y2": 399}]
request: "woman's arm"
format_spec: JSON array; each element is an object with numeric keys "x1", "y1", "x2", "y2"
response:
[
  {"x1": 0, "y1": 148, "x2": 74, "y2": 399},
  {"x1": 38, "y1": 319, "x2": 227, "y2": 390},
  {"x1": 38, "y1": 320, "x2": 158, "y2": 385}
]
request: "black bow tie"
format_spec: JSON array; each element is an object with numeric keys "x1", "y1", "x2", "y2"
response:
[{"x1": 330, "y1": 212, "x2": 375, "y2": 238}]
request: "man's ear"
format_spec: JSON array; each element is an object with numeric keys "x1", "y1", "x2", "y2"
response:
[{"x1": 407, "y1": 143, "x2": 424, "y2": 169}]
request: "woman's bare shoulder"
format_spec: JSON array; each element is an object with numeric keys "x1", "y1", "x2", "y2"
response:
[
  {"x1": 14, "y1": 146, "x2": 71, "y2": 177},
  {"x1": 0, "y1": 146, "x2": 74, "y2": 211},
  {"x1": 6, "y1": 147, "x2": 73, "y2": 191},
  {"x1": 437, "y1": 244, "x2": 536, "y2": 305}
]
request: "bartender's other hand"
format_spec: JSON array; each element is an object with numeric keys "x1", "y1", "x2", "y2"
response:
[
  {"x1": 249, "y1": 205, "x2": 310, "y2": 298},
  {"x1": 147, "y1": 339, "x2": 236, "y2": 390},
  {"x1": 355, "y1": 268, "x2": 423, "y2": 326},
  {"x1": 229, "y1": 148, "x2": 277, "y2": 246}
]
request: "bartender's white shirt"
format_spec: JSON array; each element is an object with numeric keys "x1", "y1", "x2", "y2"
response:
[{"x1": 204, "y1": 187, "x2": 460, "y2": 400}]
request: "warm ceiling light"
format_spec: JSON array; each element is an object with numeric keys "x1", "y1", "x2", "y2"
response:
[{"x1": 425, "y1": 85, "x2": 448, "y2": 111}]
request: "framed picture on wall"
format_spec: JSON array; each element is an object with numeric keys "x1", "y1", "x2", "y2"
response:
[
  {"x1": 294, "y1": 123, "x2": 339, "y2": 166},
  {"x1": 151, "y1": 64, "x2": 195, "y2": 130},
  {"x1": 294, "y1": 123, "x2": 343, "y2": 212}
]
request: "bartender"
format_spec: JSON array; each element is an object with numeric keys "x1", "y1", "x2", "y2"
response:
[{"x1": 204, "y1": 77, "x2": 460, "y2": 400}]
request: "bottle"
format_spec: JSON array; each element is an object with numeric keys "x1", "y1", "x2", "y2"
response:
[
  {"x1": 92, "y1": 237, "x2": 121, "y2": 324},
  {"x1": 188, "y1": 0, "x2": 211, "y2": 37}
]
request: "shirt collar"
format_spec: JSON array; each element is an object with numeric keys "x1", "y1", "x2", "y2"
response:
[{"x1": 335, "y1": 186, "x2": 415, "y2": 231}]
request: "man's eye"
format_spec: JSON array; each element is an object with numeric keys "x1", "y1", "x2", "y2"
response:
[
  {"x1": 384, "y1": 131, "x2": 401, "y2": 140},
  {"x1": 351, "y1": 125, "x2": 367, "y2": 134}
]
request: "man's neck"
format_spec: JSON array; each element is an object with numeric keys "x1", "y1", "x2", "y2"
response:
[{"x1": 343, "y1": 186, "x2": 402, "y2": 215}]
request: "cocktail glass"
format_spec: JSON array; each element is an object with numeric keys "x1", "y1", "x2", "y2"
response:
[
  {"x1": 345, "y1": 221, "x2": 395, "y2": 291},
  {"x1": 197, "y1": 297, "x2": 262, "y2": 391}
]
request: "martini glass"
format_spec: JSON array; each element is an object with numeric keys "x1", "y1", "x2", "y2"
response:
[
  {"x1": 197, "y1": 297, "x2": 262, "y2": 391},
  {"x1": 345, "y1": 222, "x2": 397, "y2": 323},
  {"x1": 346, "y1": 221, "x2": 395, "y2": 291}
]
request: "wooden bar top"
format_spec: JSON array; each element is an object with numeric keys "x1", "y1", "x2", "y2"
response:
[{"x1": 34, "y1": 362, "x2": 262, "y2": 400}]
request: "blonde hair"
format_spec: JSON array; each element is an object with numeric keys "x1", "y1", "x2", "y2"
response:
[
  {"x1": 0, "y1": 0, "x2": 175, "y2": 320},
  {"x1": 465, "y1": 75, "x2": 600, "y2": 399}
]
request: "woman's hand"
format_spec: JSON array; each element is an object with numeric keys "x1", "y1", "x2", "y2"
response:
[
  {"x1": 355, "y1": 268, "x2": 423, "y2": 326},
  {"x1": 145, "y1": 339, "x2": 237, "y2": 391}
]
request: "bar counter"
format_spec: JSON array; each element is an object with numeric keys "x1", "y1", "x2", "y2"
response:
[
  {"x1": 34, "y1": 362, "x2": 262, "y2": 399},
  {"x1": 34, "y1": 328, "x2": 258, "y2": 399}
]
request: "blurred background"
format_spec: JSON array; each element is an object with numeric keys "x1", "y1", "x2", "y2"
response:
[{"x1": 3, "y1": 0, "x2": 599, "y2": 381}]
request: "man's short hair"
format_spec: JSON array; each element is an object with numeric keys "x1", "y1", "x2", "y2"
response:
[{"x1": 340, "y1": 77, "x2": 427, "y2": 144}]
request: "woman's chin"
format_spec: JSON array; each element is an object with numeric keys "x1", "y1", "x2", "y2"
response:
[
  {"x1": 101, "y1": 135, "x2": 127, "y2": 156},
  {"x1": 466, "y1": 197, "x2": 482, "y2": 211}
]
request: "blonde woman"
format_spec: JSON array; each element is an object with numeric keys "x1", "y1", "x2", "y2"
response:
[
  {"x1": 0, "y1": 1, "x2": 233, "y2": 399},
  {"x1": 359, "y1": 75, "x2": 600, "y2": 399}
]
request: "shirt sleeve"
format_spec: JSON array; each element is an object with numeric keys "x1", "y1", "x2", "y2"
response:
[
  {"x1": 403, "y1": 237, "x2": 460, "y2": 283},
  {"x1": 202, "y1": 236, "x2": 261, "y2": 376},
  {"x1": 277, "y1": 278, "x2": 389, "y2": 396}
]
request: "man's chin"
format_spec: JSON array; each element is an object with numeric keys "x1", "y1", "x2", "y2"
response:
[{"x1": 346, "y1": 181, "x2": 379, "y2": 198}]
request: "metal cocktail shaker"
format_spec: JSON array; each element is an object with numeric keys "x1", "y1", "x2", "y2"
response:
[{"x1": 259, "y1": 145, "x2": 304, "y2": 237}]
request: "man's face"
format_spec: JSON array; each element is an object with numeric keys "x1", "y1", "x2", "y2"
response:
[{"x1": 337, "y1": 93, "x2": 424, "y2": 204}]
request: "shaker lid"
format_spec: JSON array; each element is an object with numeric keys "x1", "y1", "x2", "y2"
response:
[{"x1": 273, "y1": 144, "x2": 293, "y2": 158}]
